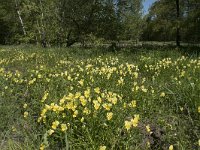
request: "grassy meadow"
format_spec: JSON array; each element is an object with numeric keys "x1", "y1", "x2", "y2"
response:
[{"x1": 0, "y1": 46, "x2": 199, "y2": 150}]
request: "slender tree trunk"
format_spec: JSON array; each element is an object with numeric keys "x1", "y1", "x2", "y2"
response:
[
  {"x1": 15, "y1": 0, "x2": 26, "y2": 36},
  {"x1": 36, "y1": 20, "x2": 41, "y2": 45},
  {"x1": 39, "y1": 0, "x2": 47, "y2": 48},
  {"x1": 176, "y1": 0, "x2": 181, "y2": 47}
]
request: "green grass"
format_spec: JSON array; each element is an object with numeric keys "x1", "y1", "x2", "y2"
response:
[{"x1": 0, "y1": 45, "x2": 199, "y2": 150}]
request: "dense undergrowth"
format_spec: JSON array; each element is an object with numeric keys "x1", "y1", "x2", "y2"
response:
[{"x1": 0, "y1": 45, "x2": 199, "y2": 150}]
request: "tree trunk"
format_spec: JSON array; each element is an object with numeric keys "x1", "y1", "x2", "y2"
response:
[
  {"x1": 39, "y1": 0, "x2": 47, "y2": 48},
  {"x1": 176, "y1": 0, "x2": 181, "y2": 47},
  {"x1": 15, "y1": 0, "x2": 26, "y2": 36},
  {"x1": 66, "y1": 30, "x2": 78, "y2": 47}
]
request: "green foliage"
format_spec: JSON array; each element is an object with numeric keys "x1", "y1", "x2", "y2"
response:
[
  {"x1": 142, "y1": 0, "x2": 200, "y2": 44},
  {"x1": 0, "y1": 0, "x2": 144, "y2": 46}
]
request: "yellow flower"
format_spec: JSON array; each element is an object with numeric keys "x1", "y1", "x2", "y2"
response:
[
  {"x1": 84, "y1": 89, "x2": 90, "y2": 98},
  {"x1": 123, "y1": 102, "x2": 127, "y2": 108},
  {"x1": 180, "y1": 71, "x2": 185, "y2": 77},
  {"x1": 118, "y1": 77, "x2": 124, "y2": 85},
  {"x1": 24, "y1": 111, "x2": 29, "y2": 118},
  {"x1": 80, "y1": 96, "x2": 87, "y2": 106},
  {"x1": 131, "y1": 115, "x2": 139, "y2": 127},
  {"x1": 94, "y1": 87, "x2": 100, "y2": 94},
  {"x1": 48, "y1": 129, "x2": 54, "y2": 135},
  {"x1": 45, "y1": 104, "x2": 51, "y2": 110},
  {"x1": 81, "y1": 117, "x2": 84, "y2": 122},
  {"x1": 40, "y1": 143, "x2": 45, "y2": 150},
  {"x1": 147, "y1": 141, "x2": 150, "y2": 148},
  {"x1": 28, "y1": 78, "x2": 36, "y2": 85},
  {"x1": 52, "y1": 120, "x2": 60, "y2": 129},
  {"x1": 59, "y1": 96, "x2": 66, "y2": 105},
  {"x1": 99, "y1": 146, "x2": 106, "y2": 150},
  {"x1": 125, "y1": 121, "x2": 132, "y2": 131},
  {"x1": 102, "y1": 103, "x2": 112, "y2": 111},
  {"x1": 67, "y1": 76, "x2": 71, "y2": 80},
  {"x1": 12, "y1": 126, "x2": 16, "y2": 132},
  {"x1": 110, "y1": 97, "x2": 117, "y2": 105},
  {"x1": 169, "y1": 145, "x2": 173, "y2": 150},
  {"x1": 41, "y1": 91, "x2": 49, "y2": 103},
  {"x1": 41, "y1": 108, "x2": 47, "y2": 117},
  {"x1": 129, "y1": 100, "x2": 136, "y2": 108},
  {"x1": 38, "y1": 74, "x2": 42, "y2": 78},
  {"x1": 97, "y1": 97, "x2": 102, "y2": 103},
  {"x1": 93, "y1": 100, "x2": 100, "y2": 110},
  {"x1": 78, "y1": 79, "x2": 84, "y2": 86},
  {"x1": 83, "y1": 107, "x2": 91, "y2": 115},
  {"x1": 198, "y1": 106, "x2": 200, "y2": 113},
  {"x1": 133, "y1": 72, "x2": 138, "y2": 78},
  {"x1": 146, "y1": 125, "x2": 151, "y2": 133},
  {"x1": 61, "y1": 124, "x2": 67, "y2": 132},
  {"x1": 23, "y1": 103, "x2": 28, "y2": 109},
  {"x1": 73, "y1": 110, "x2": 78, "y2": 118},
  {"x1": 106, "y1": 112, "x2": 113, "y2": 120},
  {"x1": 75, "y1": 92, "x2": 81, "y2": 98},
  {"x1": 180, "y1": 107, "x2": 184, "y2": 111},
  {"x1": 141, "y1": 85, "x2": 147, "y2": 92},
  {"x1": 160, "y1": 92, "x2": 165, "y2": 97}
]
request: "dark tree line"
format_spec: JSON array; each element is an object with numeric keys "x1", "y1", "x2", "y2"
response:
[
  {"x1": 142, "y1": 0, "x2": 200, "y2": 46},
  {"x1": 0, "y1": 0, "x2": 199, "y2": 47},
  {"x1": 0, "y1": 0, "x2": 143, "y2": 47}
]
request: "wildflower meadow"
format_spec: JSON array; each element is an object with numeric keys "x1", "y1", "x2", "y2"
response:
[{"x1": 0, "y1": 46, "x2": 199, "y2": 150}]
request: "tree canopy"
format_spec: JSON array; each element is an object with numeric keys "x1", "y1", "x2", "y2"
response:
[{"x1": 0, "y1": 0, "x2": 199, "y2": 47}]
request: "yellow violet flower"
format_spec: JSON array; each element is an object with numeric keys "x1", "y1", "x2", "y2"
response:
[
  {"x1": 169, "y1": 145, "x2": 173, "y2": 150},
  {"x1": 141, "y1": 85, "x2": 147, "y2": 92},
  {"x1": 52, "y1": 120, "x2": 59, "y2": 129},
  {"x1": 93, "y1": 100, "x2": 100, "y2": 110},
  {"x1": 99, "y1": 146, "x2": 106, "y2": 150},
  {"x1": 48, "y1": 129, "x2": 54, "y2": 135},
  {"x1": 23, "y1": 103, "x2": 28, "y2": 109},
  {"x1": 97, "y1": 97, "x2": 102, "y2": 103},
  {"x1": 129, "y1": 100, "x2": 136, "y2": 108},
  {"x1": 131, "y1": 115, "x2": 139, "y2": 127},
  {"x1": 75, "y1": 92, "x2": 81, "y2": 98},
  {"x1": 84, "y1": 89, "x2": 90, "y2": 98},
  {"x1": 78, "y1": 79, "x2": 84, "y2": 86},
  {"x1": 110, "y1": 97, "x2": 117, "y2": 105},
  {"x1": 133, "y1": 72, "x2": 138, "y2": 78},
  {"x1": 125, "y1": 121, "x2": 132, "y2": 131},
  {"x1": 59, "y1": 97, "x2": 66, "y2": 105},
  {"x1": 24, "y1": 111, "x2": 29, "y2": 118},
  {"x1": 160, "y1": 92, "x2": 165, "y2": 97},
  {"x1": 102, "y1": 103, "x2": 112, "y2": 111},
  {"x1": 80, "y1": 96, "x2": 87, "y2": 106},
  {"x1": 198, "y1": 106, "x2": 200, "y2": 113},
  {"x1": 83, "y1": 107, "x2": 91, "y2": 115},
  {"x1": 28, "y1": 78, "x2": 36, "y2": 85},
  {"x1": 40, "y1": 143, "x2": 45, "y2": 150},
  {"x1": 12, "y1": 126, "x2": 16, "y2": 132},
  {"x1": 147, "y1": 141, "x2": 150, "y2": 148},
  {"x1": 41, "y1": 91, "x2": 49, "y2": 103},
  {"x1": 94, "y1": 87, "x2": 100, "y2": 94},
  {"x1": 106, "y1": 112, "x2": 113, "y2": 120},
  {"x1": 146, "y1": 125, "x2": 151, "y2": 133},
  {"x1": 61, "y1": 124, "x2": 67, "y2": 132},
  {"x1": 81, "y1": 117, "x2": 84, "y2": 122},
  {"x1": 180, "y1": 107, "x2": 184, "y2": 111}
]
